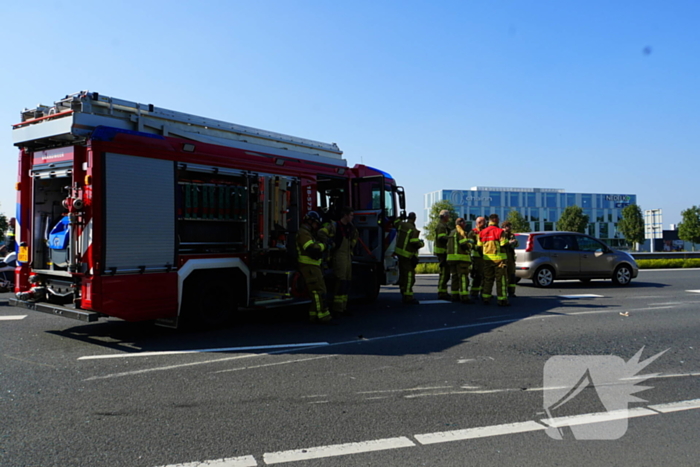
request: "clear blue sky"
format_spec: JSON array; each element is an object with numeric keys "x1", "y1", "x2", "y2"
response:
[{"x1": 2, "y1": 0, "x2": 698, "y2": 229}]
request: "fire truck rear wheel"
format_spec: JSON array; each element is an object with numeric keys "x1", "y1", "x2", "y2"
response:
[{"x1": 182, "y1": 272, "x2": 238, "y2": 328}]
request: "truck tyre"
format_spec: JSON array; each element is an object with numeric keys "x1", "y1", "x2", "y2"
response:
[{"x1": 182, "y1": 271, "x2": 238, "y2": 329}]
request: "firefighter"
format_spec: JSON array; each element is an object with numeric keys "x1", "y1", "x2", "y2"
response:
[
  {"x1": 5, "y1": 218, "x2": 16, "y2": 252},
  {"x1": 501, "y1": 220, "x2": 519, "y2": 297},
  {"x1": 395, "y1": 212, "x2": 424, "y2": 305},
  {"x1": 434, "y1": 209, "x2": 451, "y2": 301},
  {"x1": 297, "y1": 211, "x2": 332, "y2": 323},
  {"x1": 469, "y1": 216, "x2": 486, "y2": 299},
  {"x1": 478, "y1": 213, "x2": 510, "y2": 306},
  {"x1": 318, "y1": 207, "x2": 358, "y2": 316},
  {"x1": 446, "y1": 217, "x2": 473, "y2": 304}
]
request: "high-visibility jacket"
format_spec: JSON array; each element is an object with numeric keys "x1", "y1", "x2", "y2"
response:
[
  {"x1": 503, "y1": 233, "x2": 519, "y2": 263},
  {"x1": 395, "y1": 220, "x2": 424, "y2": 258},
  {"x1": 470, "y1": 227, "x2": 483, "y2": 259},
  {"x1": 297, "y1": 223, "x2": 325, "y2": 266},
  {"x1": 319, "y1": 220, "x2": 358, "y2": 274},
  {"x1": 478, "y1": 223, "x2": 507, "y2": 262},
  {"x1": 447, "y1": 227, "x2": 472, "y2": 262},
  {"x1": 434, "y1": 221, "x2": 450, "y2": 255}
]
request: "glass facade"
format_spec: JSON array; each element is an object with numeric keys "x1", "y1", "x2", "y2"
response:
[{"x1": 424, "y1": 187, "x2": 637, "y2": 245}]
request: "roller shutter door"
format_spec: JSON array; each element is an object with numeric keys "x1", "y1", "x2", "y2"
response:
[{"x1": 104, "y1": 153, "x2": 175, "y2": 273}]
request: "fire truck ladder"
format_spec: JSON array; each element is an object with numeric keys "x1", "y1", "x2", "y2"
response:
[{"x1": 13, "y1": 91, "x2": 346, "y2": 167}]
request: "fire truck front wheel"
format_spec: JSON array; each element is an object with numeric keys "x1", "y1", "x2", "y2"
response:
[{"x1": 181, "y1": 270, "x2": 240, "y2": 328}]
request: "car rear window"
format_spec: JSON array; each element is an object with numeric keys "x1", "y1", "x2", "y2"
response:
[{"x1": 514, "y1": 234, "x2": 528, "y2": 250}]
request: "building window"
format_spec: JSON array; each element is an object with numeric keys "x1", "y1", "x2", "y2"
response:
[
  {"x1": 582, "y1": 194, "x2": 592, "y2": 208},
  {"x1": 545, "y1": 193, "x2": 557, "y2": 208},
  {"x1": 600, "y1": 223, "x2": 609, "y2": 238},
  {"x1": 510, "y1": 193, "x2": 520, "y2": 206},
  {"x1": 469, "y1": 207, "x2": 480, "y2": 221},
  {"x1": 544, "y1": 222, "x2": 554, "y2": 231},
  {"x1": 527, "y1": 192, "x2": 537, "y2": 208}
]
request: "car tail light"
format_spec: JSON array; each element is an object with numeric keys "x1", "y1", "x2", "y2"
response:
[{"x1": 525, "y1": 234, "x2": 541, "y2": 252}]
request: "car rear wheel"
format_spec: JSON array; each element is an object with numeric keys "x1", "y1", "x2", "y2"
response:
[
  {"x1": 533, "y1": 266, "x2": 554, "y2": 288},
  {"x1": 612, "y1": 265, "x2": 633, "y2": 286}
]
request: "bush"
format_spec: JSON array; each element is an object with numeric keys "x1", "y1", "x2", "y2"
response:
[
  {"x1": 636, "y1": 259, "x2": 700, "y2": 269},
  {"x1": 416, "y1": 263, "x2": 440, "y2": 274}
]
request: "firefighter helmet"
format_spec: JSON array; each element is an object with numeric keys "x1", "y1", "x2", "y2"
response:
[{"x1": 305, "y1": 211, "x2": 322, "y2": 224}]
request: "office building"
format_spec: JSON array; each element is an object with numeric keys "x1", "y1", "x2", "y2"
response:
[{"x1": 424, "y1": 187, "x2": 637, "y2": 248}]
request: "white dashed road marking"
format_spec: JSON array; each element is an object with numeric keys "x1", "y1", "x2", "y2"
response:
[
  {"x1": 0, "y1": 315, "x2": 27, "y2": 321},
  {"x1": 415, "y1": 420, "x2": 545, "y2": 444},
  {"x1": 155, "y1": 455, "x2": 257, "y2": 466},
  {"x1": 154, "y1": 398, "x2": 700, "y2": 466},
  {"x1": 263, "y1": 437, "x2": 415, "y2": 464}
]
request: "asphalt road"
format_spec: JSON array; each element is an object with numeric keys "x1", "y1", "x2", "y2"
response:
[{"x1": 1, "y1": 269, "x2": 699, "y2": 467}]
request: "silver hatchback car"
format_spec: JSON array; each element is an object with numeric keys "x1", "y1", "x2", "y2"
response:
[{"x1": 514, "y1": 231, "x2": 639, "y2": 287}]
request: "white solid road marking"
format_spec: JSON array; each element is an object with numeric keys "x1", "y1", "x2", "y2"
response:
[
  {"x1": 687, "y1": 290, "x2": 700, "y2": 294},
  {"x1": 263, "y1": 437, "x2": 415, "y2": 465},
  {"x1": 558, "y1": 294, "x2": 604, "y2": 299},
  {"x1": 415, "y1": 421, "x2": 545, "y2": 444},
  {"x1": 78, "y1": 342, "x2": 329, "y2": 360},
  {"x1": 213, "y1": 355, "x2": 337, "y2": 374},
  {"x1": 542, "y1": 407, "x2": 658, "y2": 429},
  {"x1": 153, "y1": 398, "x2": 700, "y2": 466},
  {"x1": 0, "y1": 315, "x2": 27, "y2": 321},
  {"x1": 155, "y1": 455, "x2": 257, "y2": 467},
  {"x1": 357, "y1": 386, "x2": 453, "y2": 395},
  {"x1": 649, "y1": 398, "x2": 700, "y2": 413}
]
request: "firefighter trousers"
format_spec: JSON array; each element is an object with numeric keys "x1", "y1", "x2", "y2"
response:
[
  {"x1": 398, "y1": 256, "x2": 417, "y2": 301},
  {"x1": 470, "y1": 257, "x2": 484, "y2": 297},
  {"x1": 449, "y1": 261, "x2": 471, "y2": 302},
  {"x1": 299, "y1": 264, "x2": 331, "y2": 322},
  {"x1": 507, "y1": 259, "x2": 516, "y2": 296},
  {"x1": 482, "y1": 260, "x2": 508, "y2": 301},
  {"x1": 331, "y1": 254, "x2": 352, "y2": 314},
  {"x1": 437, "y1": 253, "x2": 449, "y2": 296}
]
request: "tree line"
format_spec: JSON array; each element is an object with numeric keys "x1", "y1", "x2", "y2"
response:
[{"x1": 424, "y1": 201, "x2": 700, "y2": 250}]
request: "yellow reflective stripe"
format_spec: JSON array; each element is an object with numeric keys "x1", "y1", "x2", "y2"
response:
[
  {"x1": 299, "y1": 257, "x2": 322, "y2": 265},
  {"x1": 395, "y1": 247, "x2": 412, "y2": 258},
  {"x1": 447, "y1": 253, "x2": 471, "y2": 261},
  {"x1": 303, "y1": 239, "x2": 315, "y2": 250},
  {"x1": 434, "y1": 232, "x2": 447, "y2": 253},
  {"x1": 484, "y1": 253, "x2": 507, "y2": 261}
]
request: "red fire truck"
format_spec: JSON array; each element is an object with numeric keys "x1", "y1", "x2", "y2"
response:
[{"x1": 10, "y1": 91, "x2": 405, "y2": 328}]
